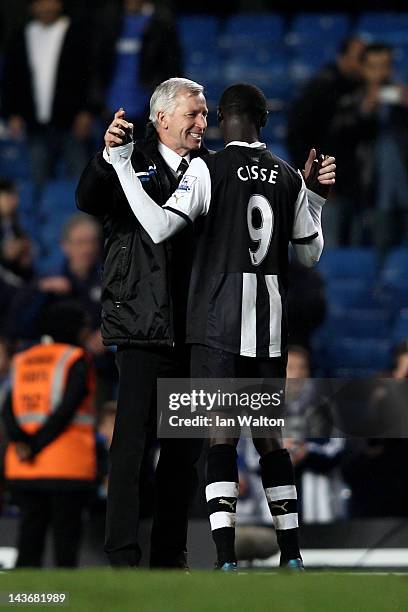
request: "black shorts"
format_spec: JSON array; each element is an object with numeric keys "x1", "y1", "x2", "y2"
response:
[{"x1": 190, "y1": 344, "x2": 287, "y2": 379}]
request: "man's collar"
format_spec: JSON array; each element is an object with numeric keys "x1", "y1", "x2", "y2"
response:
[
  {"x1": 157, "y1": 141, "x2": 190, "y2": 173},
  {"x1": 225, "y1": 141, "x2": 266, "y2": 149}
]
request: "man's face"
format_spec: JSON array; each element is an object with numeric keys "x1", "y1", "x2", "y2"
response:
[
  {"x1": 0, "y1": 190, "x2": 18, "y2": 217},
  {"x1": 157, "y1": 91, "x2": 208, "y2": 156},
  {"x1": 62, "y1": 222, "x2": 100, "y2": 273},
  {"x1": 362, "y1": 51, "x2": 393, "y2": 86},
  {"x1": 340, "y1": 39, "x2": 366, "y2": 79},
  {"x1": 31, "y1": 0, "x2": 62, "y2": 25}
]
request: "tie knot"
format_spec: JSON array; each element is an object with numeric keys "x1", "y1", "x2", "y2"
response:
[{"x1": 177, "y1": 158, "x2": 189, "y2": 178}]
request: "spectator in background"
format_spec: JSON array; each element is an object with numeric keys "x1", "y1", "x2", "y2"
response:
[
  {"x1": 287, "y1": 37, "x2": 366, "y2": 247},
  {"x1": 342, "y1": 339, "x2": 408, "y2": 519},
  {"x1": 2, "y1": 301, "x2": 97, "y2": 567},
  {"x1": 329, "y1": 43, "x2": 408, "y2": 250},
  {"x1": 287, "y1": 257, "x2": 326, "y2": 349},
  {"x1": 0, "y1": 179, "x2": 34, "y2": 332},
  {"x1": 1, "y1": 0, "x2": 95, "y2": 190},
  {"x1": 392, "y1": 339, "x2": 408, "y2": 380},
  {"x1": 287, "y1": 36, "x2": 366, "y2": 171},
  {"x1": 93, "y1": 0, "x2": 182, "y2": 136},
  {"x1": 0, "y1": 178, "x2": 33, "y2": 282},
  {"x1": 285, "y1": 346, "x2": 345, "y2": 523},
  {"x1": 7, "y1": 213, "x2": 115, "y2": 407}
]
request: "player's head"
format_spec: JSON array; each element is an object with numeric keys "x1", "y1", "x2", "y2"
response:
[
  {"x1": 149, "y1": 77, "x2": 208, "y2": 156},
  {"x1": 217, "y1": 84, "x2": 268, "y2": 135}
]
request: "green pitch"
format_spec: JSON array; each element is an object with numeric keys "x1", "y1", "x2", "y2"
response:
[{"x1": 1, "y1": 569, "x2": 407, "y2": 611}]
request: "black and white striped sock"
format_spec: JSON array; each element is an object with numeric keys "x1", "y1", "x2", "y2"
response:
[
  {"x1": 205, "y1": 444, "x2": 239, "y2": 566},
  {"x1": 260, "y1": 448, "x2": 301, "y2": 565}
]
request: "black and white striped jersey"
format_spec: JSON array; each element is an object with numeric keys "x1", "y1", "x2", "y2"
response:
[{"x1": 162, "y1": 141, "x2": 323, "y2": 358}]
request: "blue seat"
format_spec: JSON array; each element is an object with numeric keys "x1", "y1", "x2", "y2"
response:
[
  {"x1": 0, "y1": 139, "x2": 30, "y2": 180},
  {"x1": 178, "y1": 15, "x2": 220, "y2": 52},
  {"x1": 221, "y1": 13, "x2": 285, "y2": 50},
  {"x1": 290, "y1": 12, "x2": 350, "y2": 44},
  {"x1": 325, "y1": 337, "x2": 392, "y2": 371},
  {"x1": 317, "y1": 248, "x2": 378, "y2": 282},
  {"x1": 380, "y1": 247, "x2": 408, "y2": 287},
  {"x1": 331, "y1": 367, "x2": 379, "y2": 379},
  {"x1": 40, "y1": 180, "x2": 77, "y2": 217},
  {"x1": 392, "y1": 308, "x2": 408, "y2": 343},
  {"x1": 184, "y1": 49, "x2": 223, "y2": 101},
  {"x1": 325, "y1": 280, "x2": 380, "y2": 309},
  {"x1": 37, "y1": 180, "x2": 77, "y2": 274},
  {"x1": 223, "y1": 49, "x2": 291, "y2": 103},
  {"x1": 357, "y1": 12, "x2": 408, "y2": 45},
  {"x1": 326, "y1": 307, "x2": 390, "y2": 339},
  {"x1": 394, "y1": 44, "x2": 408, "y2": 81}
]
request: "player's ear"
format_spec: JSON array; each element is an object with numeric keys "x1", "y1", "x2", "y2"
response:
[
  {"x1": 217, "y1": 109, "x2": 224, "y2": 125},
  {"x1": 260, "y1": 110, "x2": 268, "y2": 128}
]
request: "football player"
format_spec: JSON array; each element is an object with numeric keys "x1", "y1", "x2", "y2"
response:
[{"x1": 108, "y1": 83, "x2": 335, "y2": 571}]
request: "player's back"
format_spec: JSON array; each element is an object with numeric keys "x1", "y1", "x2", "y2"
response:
[{"x1": 187, "y1": 142, "x2": 308, "y2": 357}]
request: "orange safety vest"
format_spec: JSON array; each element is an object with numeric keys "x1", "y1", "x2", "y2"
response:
[{"x1": 5, "y1": 342, "x2": 97, "y2": 481}]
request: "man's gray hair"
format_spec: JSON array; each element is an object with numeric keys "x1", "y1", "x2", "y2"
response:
[{"x1": 149, "y1": 77, "x2": 204, "y2": 127}]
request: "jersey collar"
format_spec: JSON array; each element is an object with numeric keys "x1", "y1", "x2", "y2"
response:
[{"x1": 225, "y1": 141, "x2": 266, "y2": 149}]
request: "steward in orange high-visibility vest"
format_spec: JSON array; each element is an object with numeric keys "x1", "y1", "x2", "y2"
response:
[
  {"x1": 2, "y1": 300, "x2": 98, "y2": 568},
  {"x1": 5, "y1": 342, "x2": 96, "y2": 482}
]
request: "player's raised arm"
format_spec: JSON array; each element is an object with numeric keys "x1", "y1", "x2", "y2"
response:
[
  {"x1": 109, "y1": 142, "x2": 210, "y2": 243},
  {"x1": 291, "y1": 150, "x2": 336, "y2": 267}
]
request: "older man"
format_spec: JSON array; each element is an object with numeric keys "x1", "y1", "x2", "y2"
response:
[{"x1": 76, "y1": 78, "x2": 208, "y2": 568}]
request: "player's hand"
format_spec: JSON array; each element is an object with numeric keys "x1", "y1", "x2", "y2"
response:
[
  {"x1": 303, "y1": 148, "x2": 336, "y2": 198},
  {"x1": 104, "y1": 109, "x2": 134, "y2": 149}
]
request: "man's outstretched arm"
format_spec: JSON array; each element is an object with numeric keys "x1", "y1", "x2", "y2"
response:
[{"x1": 109, "y1": 142, "x2": 211, "y2": 243}]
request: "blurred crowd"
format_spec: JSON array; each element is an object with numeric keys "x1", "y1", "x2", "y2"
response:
[{"x1": 0, "y1": 0, "x2": 407, "y2": 566}]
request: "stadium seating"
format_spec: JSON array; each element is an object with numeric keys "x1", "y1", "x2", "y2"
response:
[
  {"x1": 220, "y1": 13, "x2": 285, "y2": 51},
  {"x1": 325, "y1": 337, "x2": 393, "y2": 371},
  {"x1": 317, "y1": 248, "x2": 378, "y2": 284},
  {"x1": 378, "y1": 247, "x2": 408, "y2": 313},
  {"x1": 325, "y1": 307, "x2": 391, "y2": 340},
  {"x1": 287, "y1": 13, "x2": 351, "y2": 84},
  {"x1": 0, "y1": 139, "x2": 30, "y2": 180},
  {"x1": 16, "y1": 180, "x2": 37, "y2": 238},
  {"x1": 392, "y1": 308, "x2": 408, "y2": 343},
  {"x1": 357, "y1": 12, "x2": 408, "y2": 45},
  {"x1": 36, "y1": 180, "x2": 77, "y2": 275}
]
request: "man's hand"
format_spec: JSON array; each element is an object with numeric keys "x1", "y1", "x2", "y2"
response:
[
  {"x1": 15, "y1": 441, "x2": 32, "y2": 462},
  {"x1": 104, "y1": 109, "x2": 134, "y2": 150},
  {"x1": 38, "y1": 276, "x2": 71, "y2": 295},
  {"x1": 303, "y1": 148, "x2": 336, "y2": 199}
]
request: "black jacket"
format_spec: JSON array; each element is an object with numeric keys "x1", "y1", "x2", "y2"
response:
[
  {"x1": 1, "y1": 18, "x2": 93, "y2": 129},
  {"x1": 76, "y1": 128, "x2": 209, "y2": 347}
]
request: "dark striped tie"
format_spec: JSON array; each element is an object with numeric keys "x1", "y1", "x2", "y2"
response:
[{"x1": 177, "y1": 158, "x2": 189, "y2": 179}]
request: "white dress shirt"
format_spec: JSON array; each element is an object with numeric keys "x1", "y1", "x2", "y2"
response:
[{"x1": 26, "y1": 17, "x2": 70, "y2": 124}]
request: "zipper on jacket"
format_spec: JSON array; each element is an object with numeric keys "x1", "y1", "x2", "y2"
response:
[{"x1": 116, "y1": 245, "x2": 127, "y2": 307}]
